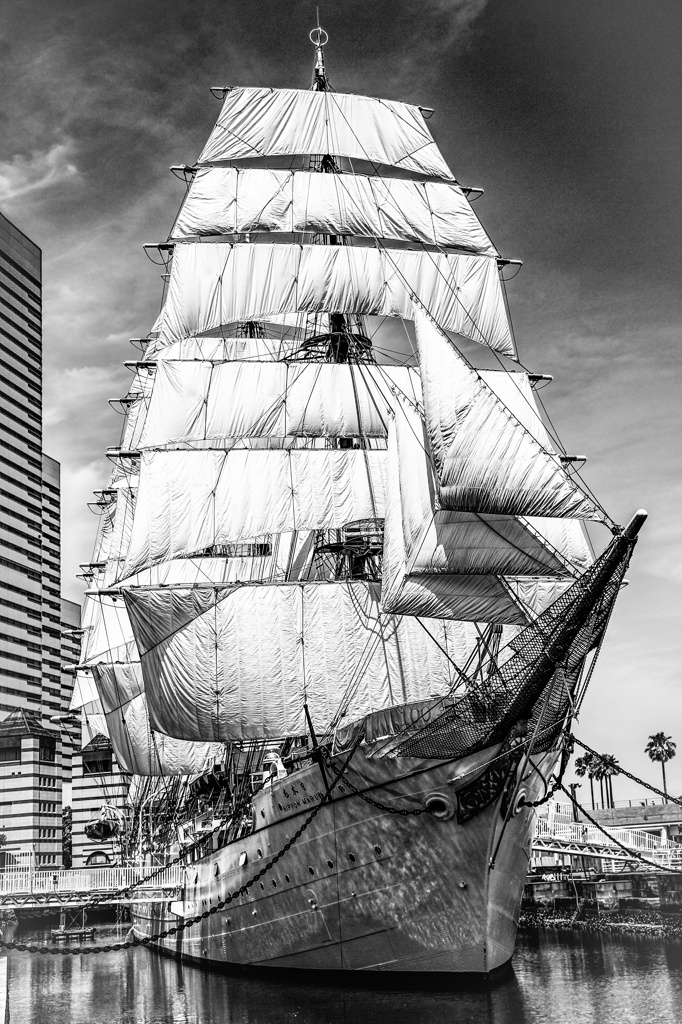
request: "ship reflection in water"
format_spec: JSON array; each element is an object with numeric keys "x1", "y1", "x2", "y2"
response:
[{"x1": 7, "y1": 928, "x2": 682, "y2": 1024}]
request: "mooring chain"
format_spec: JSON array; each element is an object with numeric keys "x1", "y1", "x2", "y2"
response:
[
  {"x1": 570, "y1": 734, "x2": 682, "y2": 810},
  {"x1": 1, "y1": 739, "x2": 362, "y2": 956},
  {"x1": 559, "y1": 782, "x2": 682, "y2": 876},
  {"x1": 521, "y1": 735, "x2": 574, "y2": 809},
  {"x1": 321, "y1": 749, "x2": 426, "y2": 816},
  {"x1": 54, "y1": 778, "x2": 272, "y2": 920},
  {"x1": 2, "y1": 783, "x2": 266, "y2": 923}
]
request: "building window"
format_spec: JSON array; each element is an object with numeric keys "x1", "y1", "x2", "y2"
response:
[
  {"x1": 82, "y1": 749, "x2": 113, "y2": 775},
  {"x1": 39, "y1": 738, "x2": 56, "y2": 763},
  {"x1": 0, "y1": 737, "x2": 21, "y2": 763},
  {"x1": 86, "y1": 852, "x2": 111, "y2": 866}
]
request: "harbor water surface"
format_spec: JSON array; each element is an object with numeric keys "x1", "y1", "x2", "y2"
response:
[{"x1": 5, "y1": 926, "x2": 681, "y2": 1023}]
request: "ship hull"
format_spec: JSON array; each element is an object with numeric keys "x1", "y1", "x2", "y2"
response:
[{"x1": 131, "y1": 744, "x2": 551, "y2": 980}]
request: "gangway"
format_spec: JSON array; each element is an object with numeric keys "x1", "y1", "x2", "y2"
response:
[
  {"x1": 0, "y1": 865, "x2": 184, "y2": 910},
  {"x1": 532, "y1": 801, "x2": 682, "y2": 867}
]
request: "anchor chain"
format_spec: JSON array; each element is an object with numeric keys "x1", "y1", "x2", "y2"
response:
[
  {"x1": 522, "y1": 734, "x2": 573, "y2": 809},
  {"x1": 321, "y1": 749, "x2": 425, "y2": 816},
  {"x1": 37, "y1": 776, "x2": 272, "y2": 920},
  {"x1": 1, "y1": 739, "x2": 361, "y2": 956},
  {"x1": 569, "y1": 734, "x2": 682, "y2": 810},
  {"x1": 559, "y1": 782, "x2": 682, "y2": 875}
]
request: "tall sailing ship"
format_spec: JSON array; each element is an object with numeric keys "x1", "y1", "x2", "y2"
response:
[{"x1": 73, "y1": 29, "x2": 645, "y2": 979}]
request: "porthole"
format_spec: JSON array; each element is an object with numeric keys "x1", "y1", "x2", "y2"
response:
[
  {"x1": 239, "y1": 851, "x2": 248, "y2": 867},
  {"x1": 309, "y1": 866, "x2": 315, "y2": 875},
  {"x1": 260, "y1": 809, "x2": 265, "y2": 818},
  {"x1": 278, "y1": 802, "x2": 283, "y2": 810},
  {"x1": 348, "y1": 853, "x2": 356, "y2": 863},
  {"x1": 327, "y1": 859, "x2": 334, "y2": 869},
  {"x1": 260, "y1": 882, "x2": 265, "y2": 890},
  {"x1": 374, "y1": 845, "x2": 382, "y2": 856},
  {"x1": 272, "y1": 879, "x2": 277, "y2": 887},
  {"x1": 257, "y1": 848, "x2": 263, "y2": 858},
  {"x1": 285, "y1": 874, "x2": 290, "y2": 882},
  {"x1": 214, "y1": 863, "x2": 220, "y2": 877}
]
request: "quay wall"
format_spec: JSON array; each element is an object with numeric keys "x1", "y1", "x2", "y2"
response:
[{"x1": 522, "y1": 871, "x2": 682, "y2": 940}]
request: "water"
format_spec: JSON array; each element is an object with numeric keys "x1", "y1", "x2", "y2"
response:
[{"x1": 4, "y1": 926, "x2": 682, "y2": 1024}]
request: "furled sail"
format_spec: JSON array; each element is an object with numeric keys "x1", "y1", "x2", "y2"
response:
[
  {"x1": 122, "y1": 581, "x2": 485, "y2": 742},
  {"x1": 415, "y1": 311, "x2": 603, "y2": 520},
  {"x1": 92, "y1": 662, "x2": 224, "y2": 776},
  {"x1": 171, "y1": 168, "x2": 497, "y2": 254},
  {"x1": 122, "y1": 449, "x2": 387, "y2": 577},
  {"x1": 380, "y1": 400, "x2": 593, "y2": 623},
  {"x1": 148, "y1": 244, "x2": 514, "y2": 357},
  {"x1": 138, "y1": 361, "x2": 420, "y2": 447},
  {"x1": 198, "y1": 87, "x2": 454, "y2": 179}
]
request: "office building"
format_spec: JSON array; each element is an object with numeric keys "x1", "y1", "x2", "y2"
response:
[
  {"x1": 0, "y1": 211, "x2": 82, "y2": 866},
  {"x1": 0, "y1": 211, "x2": 43, "y2": 717}
]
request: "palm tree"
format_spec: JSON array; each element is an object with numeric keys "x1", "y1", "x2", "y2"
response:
[
  {"x1": 575, "y1": 753, "x2": 598, "y2": 809},
  {"x1": 598, "y1": 753, "x2": 620, "y2": 809},
  {"x1": 645, "y1": 732, "x2": 677, "y2": 802}
]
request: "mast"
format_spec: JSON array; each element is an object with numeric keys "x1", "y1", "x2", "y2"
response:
[
  {"x1": 78, "y1": 27, "x2": 635, "y2": 771},
  {"x1": 310, "y1": 19, "x2": 329, "y2": 92}
]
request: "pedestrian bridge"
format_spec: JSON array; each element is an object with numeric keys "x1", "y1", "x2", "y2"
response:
[
  {"x1": 0, "y1": 865, "x2": 184, "y2": 910},
  {"x1": 532, "y1": 801, "x2": 682, "y2": 867}
]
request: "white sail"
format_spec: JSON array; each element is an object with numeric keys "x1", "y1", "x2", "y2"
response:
[
  {"x1": 171, "y1": 168, "x2": 496, "y2": 254},
  {"x1": 80, "y1": 592, "x2": 136, "y2": 666},
  {"x1": 92, "y1": 663, "x2": 224, "y2": 776},
  {"x1": 198, "y1": 87, "x2": 454, "y2": 179},
  {"x1": 139, "y1": 361, "x2": 420, "y2": 447},
  {"x1": 81, "y1": 707, "x2": 110, "y2": 744},
  {"x1": 123, "y1": 448, "x2": 387, "y2": 577},
  {"x1": 415, "y1": 311, "x2": 603, "y2": 520},
  {"x1": 107, "y1": 478, "x2": 137, "y2": 563},
  {"x1": 122, "y1": 582, "x2": 482, "y2": 742},
  {"x1": 69, "y1": 670, "x2": 100, "y2": 711},
  {"x1": 381, "y1": 401, "x2": 593, "y2": 623},
  {"x1": 148, "y1": 244, "x2": 514, "y2": 357},
  {"x1": 119, "y1": 367, "x2": 155, "y2": 451},
  {"x1": 91, "y1": 501, "x2": 116, "y2": 564}
]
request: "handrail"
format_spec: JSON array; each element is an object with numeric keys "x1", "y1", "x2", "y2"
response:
[{"x1": 0, "y1": 865, "x2": 184, "y2": 896}]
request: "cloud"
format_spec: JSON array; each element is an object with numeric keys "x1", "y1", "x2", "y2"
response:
[
  {"x1": 60, "y1": 458, "x2": 114, "y2": 596},
  {"x1": 43, "y1": 364, "x2": 121, "y2": 430},
  {"x1": 0, "y1": 140, "x2": 79, "y2": 204}
]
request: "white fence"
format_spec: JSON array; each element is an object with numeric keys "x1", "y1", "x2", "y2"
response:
[
  {"x1": 535, "y1": 800, "x2": 682, "y2": 865},
  {"x1": 0, "y1": 865, "x2": 184, "y2": 896}
]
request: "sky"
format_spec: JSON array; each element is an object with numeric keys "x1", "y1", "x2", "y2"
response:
[{"x1": 1, "y1": 0, "x2": 680, "y2": 801}]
